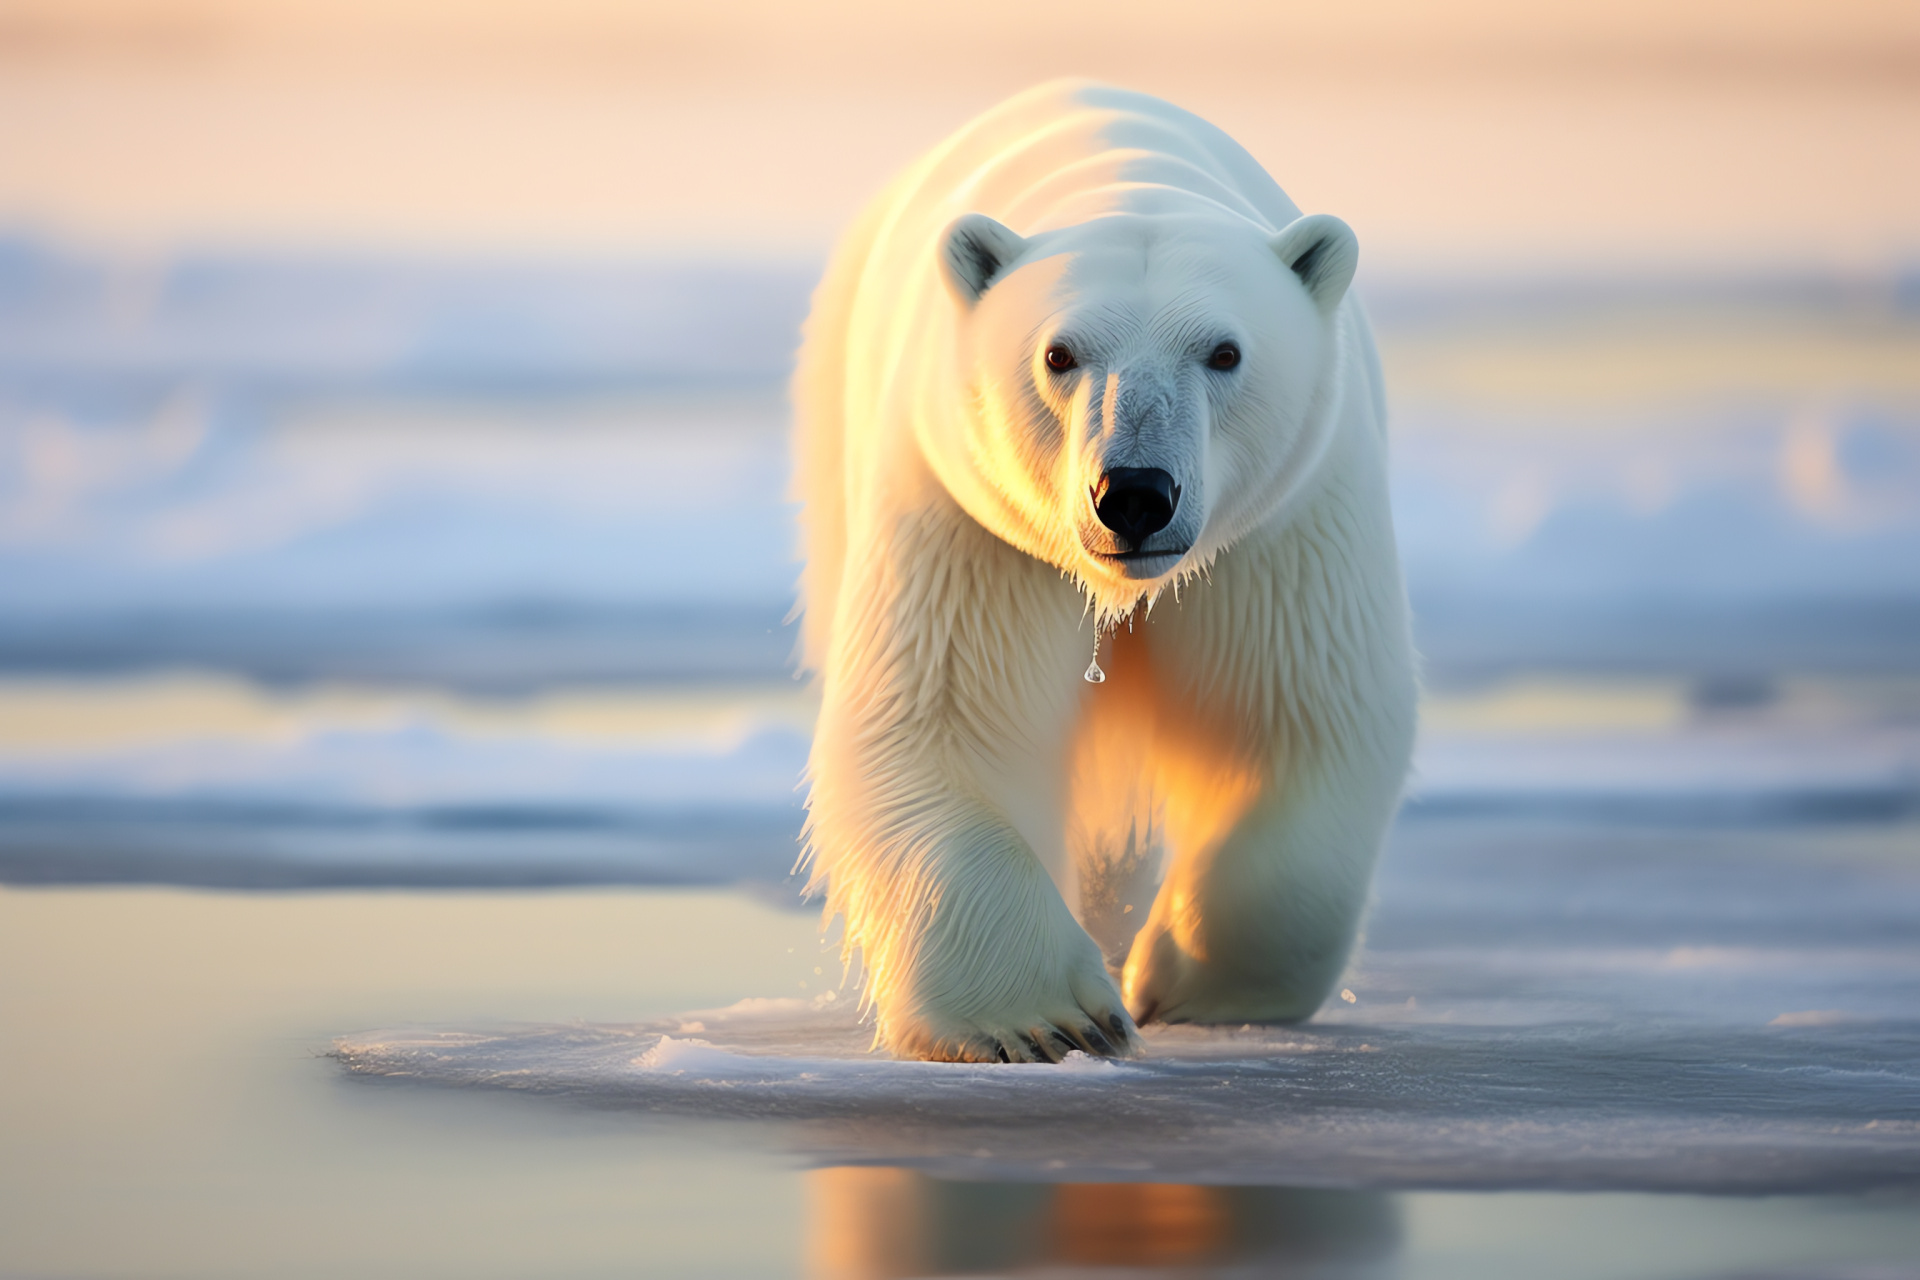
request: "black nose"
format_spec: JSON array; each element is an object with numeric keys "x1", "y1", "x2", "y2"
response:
[{"x1": 1093, "y1": 467, "x2": 1180, "y2": 548}]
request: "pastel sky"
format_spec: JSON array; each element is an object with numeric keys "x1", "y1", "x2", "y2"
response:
[{"x1": 3, "y1": 0, "x2": 1915, "y2": 269}]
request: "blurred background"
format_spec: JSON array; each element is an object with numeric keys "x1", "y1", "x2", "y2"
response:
[{"x1": 1, "y1": 0, "x2": 1914, "y2": 887}]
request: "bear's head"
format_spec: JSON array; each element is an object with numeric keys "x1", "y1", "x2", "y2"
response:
[{"x1": 927, "y1": 207, "x2": 1358, "y2": 615}]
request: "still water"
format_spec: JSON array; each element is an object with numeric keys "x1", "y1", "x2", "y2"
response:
[{"x1": 4, "y1": 878, "x2": 1916, "y2": 1280}]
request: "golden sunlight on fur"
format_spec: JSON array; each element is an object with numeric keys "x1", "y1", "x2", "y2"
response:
[{"x1": 794, "y1": 82, "x2": 1416, "y2": 1061}]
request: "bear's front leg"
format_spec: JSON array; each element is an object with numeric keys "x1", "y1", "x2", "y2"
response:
[
  {"x1": 810, "y1": 788, "x2": 1135, "y2": 1062},
  {"x1": 1119, "y1": 670, "x2": 1416, "y2": 1027},
  {"x1": 803, "y1": 514, "x2": 1137, "y2": 1062},
  {"x1": 1117, "y1": 506, "x2": 1419, "y2": 1027},
  {"x1": 1120, "y1": 755, "x2": 1401, "y2": 1026}
]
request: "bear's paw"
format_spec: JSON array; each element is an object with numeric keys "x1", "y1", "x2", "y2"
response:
[{"x1": 891, "y1": 959, "x2": 1140, "y2": 1064}]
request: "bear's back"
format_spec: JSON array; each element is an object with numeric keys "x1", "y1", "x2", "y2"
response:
[{"x1": 869, "y1": 82, "x2": 1301, "y2": 294}]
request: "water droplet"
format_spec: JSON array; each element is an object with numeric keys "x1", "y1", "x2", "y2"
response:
[{"x1": 1084, "y1": 630, "x2": 1106, "y2": 683}]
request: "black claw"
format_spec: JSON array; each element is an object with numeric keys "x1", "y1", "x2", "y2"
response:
[
  {"x1": 995, "y1": 1042, "x2": 1011, "y2": 1063},
  {"x1": 1056, "y1": 1023, "x2": 1095, "y2": 1055},
  {"x1": 1050, "y1": 1027, "x2": 1082, "y2": 1057},
  {"x1": 1108, "y1": 1012, "x2": 1135, "y2": 1041},
  {"x1": 1081, "y1": 1024, "x2": 1117, "y2": 1056},
  {"x1": 1019, "y1": 1032, "x2": 1052, "y2": 1063}
]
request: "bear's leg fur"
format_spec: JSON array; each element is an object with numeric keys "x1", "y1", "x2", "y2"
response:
[
  {"x1": 1117, "y1": 460, "x2": 1417, "y2": 1026},
  {"x1": 1120, "y1": 746, "x2": 1403, "y2": 1025},
  {"x1": 805, "y1": 504, "x2": 1139, "y2": 1062}
]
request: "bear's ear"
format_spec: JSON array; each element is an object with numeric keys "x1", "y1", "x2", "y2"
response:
[
  {"x1": 940, "y1": 213, "x2": 1028, "y2": 307},
  {"x1": 1271, "y1": 214, "x2": 1358, "y2": 315}
]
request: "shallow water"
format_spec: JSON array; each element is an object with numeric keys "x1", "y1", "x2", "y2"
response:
[
  {"x1": 0, "y1": 887, "x2": 822, "y2": 1279},
  {"x1": 6, "y1": 819, "x2": 1919, "y2": 1279}
]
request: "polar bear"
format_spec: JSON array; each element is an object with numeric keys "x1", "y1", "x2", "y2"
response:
[{"x1": 792, "y1": 81, "x2": 1416, "y2": 1062}]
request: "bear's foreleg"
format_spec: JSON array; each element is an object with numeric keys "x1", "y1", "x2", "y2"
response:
[
  {"x1": 1119, "y1": 743, "x2": 1406, "y2": 1025},
  {"x1": 805, "y1": 511, "x2": 1137, "y2": 1062},
  {"x1": 809, "y1": 777, "x2": 1134, "y2": 1061},
  {"x1": 1118, "y1": 483, "x2": 1417, "y2": 1026}
]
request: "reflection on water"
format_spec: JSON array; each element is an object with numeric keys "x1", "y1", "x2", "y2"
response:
[
  {"x1": 807, "y1": 1170, "x2": 1398, "y2": 1279},
  {"x1": 6, "y1": 885, "x2": 1920, "y2": 1279}
]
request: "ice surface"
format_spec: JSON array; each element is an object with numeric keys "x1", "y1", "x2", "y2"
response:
[
  {"x1": 0, "y1": 688, "x2": 814, "y2": 887},
  {"x1": 334, "y1": 815, "x2": 1920, "y2": 1193},
  {"x1": 3, "y1": 674, "x2": 1914, "y2": 887},
  {"x1": 335, "y1": 988, "x2": 1920, "y2": 1193}
]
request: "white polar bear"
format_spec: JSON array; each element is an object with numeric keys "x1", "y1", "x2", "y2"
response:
[{"x1": 793, "y1": 81, "x2": 1416, "y2": 1062}]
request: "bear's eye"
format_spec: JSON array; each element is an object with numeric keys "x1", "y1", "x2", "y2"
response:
[
  {"x1": 1207, "y1": 342, "x2": 1241, "y2": 371},
  {"x1": 1044, "y1": 343, "x2": 1078, "y2": 373}
]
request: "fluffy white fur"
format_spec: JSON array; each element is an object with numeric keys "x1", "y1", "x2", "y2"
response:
[{"x1": 793, "y1": 81, "x2": 1417, "y2": 1062}]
